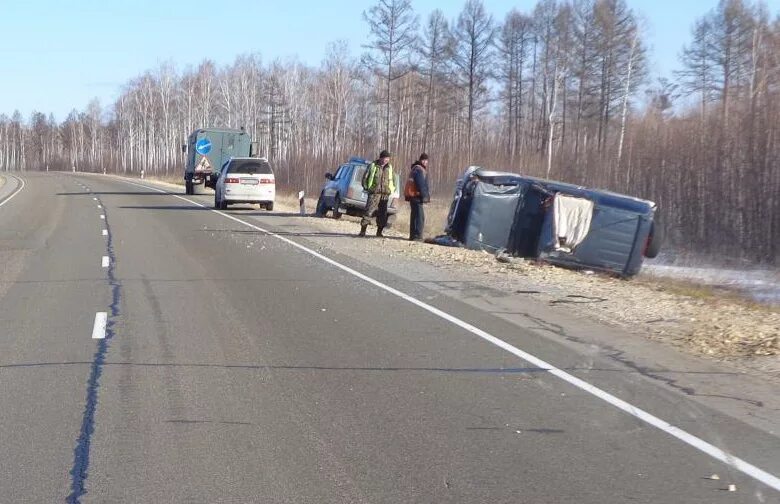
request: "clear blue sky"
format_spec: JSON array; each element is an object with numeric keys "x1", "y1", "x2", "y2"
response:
[{"x1": 1, "y1": 0, "x2": 778, "y2": 120}]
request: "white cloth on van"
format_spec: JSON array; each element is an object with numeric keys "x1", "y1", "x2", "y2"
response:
[{"x1": 553, "y1": 194, "x2": 594, "y2": 252}]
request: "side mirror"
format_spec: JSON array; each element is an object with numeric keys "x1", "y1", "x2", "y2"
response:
[{"x1": 325, "y1": 173, "x2": 334, "y2": 180}]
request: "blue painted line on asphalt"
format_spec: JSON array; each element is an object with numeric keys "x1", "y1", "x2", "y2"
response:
[{"x1": 67, "y1": 185, "x2": 121, "y2": 504}]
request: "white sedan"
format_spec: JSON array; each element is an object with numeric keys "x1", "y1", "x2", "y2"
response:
[{"x1": 214, "y1": 157, "x2": 275, "y2": 210}]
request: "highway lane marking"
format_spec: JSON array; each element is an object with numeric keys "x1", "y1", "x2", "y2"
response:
[
  {"x1": 91, "y1": 312, "x2": 107, "y2": 339},
  {"x1": 100, "y1": 214, "x2": 105, "y2": 220},
  {"x1": 93, "y1": 197, "x2": 98, "y2": 201},
  {"x1": 97, "y1": 205, "x2": 102, "y2": 209},
  {"x1": 101, "y1": 256, "x2": 109, "y2": 268},
  {"x1": 0, "y1": 174, "x2": 26, "y2": 209},
  {"x1": 117, "y1": 178, "x2": 780, "y2": 493},
  {"x1": 102, "y1": 229, "x2": 108, "y2": 236}
]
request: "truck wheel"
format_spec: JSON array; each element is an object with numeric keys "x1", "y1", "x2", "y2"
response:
[
  {"x1": 644, "y1": 220, "x2": 664, "y2": 258},
  {"x1": 185, "y1": 180, "x2": 194, "y2": 195},
  {"x1": 332, "y1": 196, "x2": 343, "y2": 220}
]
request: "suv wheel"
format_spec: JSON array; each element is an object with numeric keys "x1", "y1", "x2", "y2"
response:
[
  {"x1": 332, "y1": 195, "x2": 343, "y2": 220},
  {"x1": 315, "y1": 193, "x2": 327, "y2": 217}
]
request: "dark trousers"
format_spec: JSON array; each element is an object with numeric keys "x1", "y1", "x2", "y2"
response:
[
  {"x1": 361, "y1": 193, "x2": 389, "y2": 228},
  {"x1": 409, "y1": 200, "x2": 425, "y2": 239}
]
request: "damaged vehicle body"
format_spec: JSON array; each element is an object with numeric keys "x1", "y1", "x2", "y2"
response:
[{"x1": 446, "y1": 169, "x2": 663, "y2": 277}]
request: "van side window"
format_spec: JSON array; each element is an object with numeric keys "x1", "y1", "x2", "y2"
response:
[{"x1": 335, "y1": 165, "x2": 348, "y2": 179}]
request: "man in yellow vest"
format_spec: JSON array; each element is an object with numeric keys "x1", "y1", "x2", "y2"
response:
[{"x1": 359, "y1": 150, "x2": 395, "y2": 237}]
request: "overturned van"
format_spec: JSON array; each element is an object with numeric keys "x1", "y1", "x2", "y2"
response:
[{"x1": 446, "y1": 170, "x2": 663, "y2": 277}]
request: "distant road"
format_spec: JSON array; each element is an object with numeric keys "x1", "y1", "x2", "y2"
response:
[{"x1": 0, "y1": 172, "x2": 778, "y2": 503}]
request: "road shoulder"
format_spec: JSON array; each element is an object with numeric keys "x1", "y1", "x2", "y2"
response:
[{"x1": 95, "y1": 173, "x2": 780, "y2": 440}]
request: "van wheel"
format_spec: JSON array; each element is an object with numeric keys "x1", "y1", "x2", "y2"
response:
[
  {"x1": 266, "y1": 202, "x2": 274, "y2": 212},
  {"x1": 332, "y1": 196, "x2": 343, "y2": 220}
]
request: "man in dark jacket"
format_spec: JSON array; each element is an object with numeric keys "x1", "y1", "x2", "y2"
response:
[
  {"x1": 359, "y1": 150, "x2": 395, "y2": 237},
  {"x1": 407, "y1": 153, "x2": 431, "y2": 241}
]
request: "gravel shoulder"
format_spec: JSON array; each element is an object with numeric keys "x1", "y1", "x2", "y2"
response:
[{"x1": 276, "y1": 194, "x2": 779, "y2": 362}]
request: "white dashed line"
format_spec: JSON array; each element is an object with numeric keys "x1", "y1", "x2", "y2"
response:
[
  {"x1": 101, "y1": 256, "x2": 109, "y2": 268},
  {"x1": 102, "y1": 229, "x2": 108, "y2": 236},
  {"x1": 91, "y1": 312, "x2": 107, "y2": 339},
  {"x1": 100, "y1": 215, "x2": 105, "y2": 220},
  {"x1": 97, "y1": 205, "x2": 102, "y2": 209},
  {"x1": 93, "y1": 197, "x2": 98, "y2": 201}
]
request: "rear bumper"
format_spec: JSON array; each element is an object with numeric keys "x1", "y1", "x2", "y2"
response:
[{"x1": 223, "y1": 199, "x2": 274, "y2": 204}]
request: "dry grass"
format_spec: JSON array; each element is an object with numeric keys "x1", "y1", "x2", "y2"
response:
[{"x1": 145, "y1": 174, "x2": 185, "y2": 186}]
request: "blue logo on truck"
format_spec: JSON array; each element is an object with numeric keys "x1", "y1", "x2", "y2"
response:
[{"x1": 195, "y1": 138, "x2": 212, "y2": 155}]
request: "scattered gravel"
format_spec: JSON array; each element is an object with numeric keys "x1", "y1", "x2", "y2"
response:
[{"x1": 277, "y1": 194, "x2": 779, "y2": 363}]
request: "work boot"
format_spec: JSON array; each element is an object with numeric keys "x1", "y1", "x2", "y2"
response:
[
  {"x1": 358, "y1": 225, "x2": 367, "y2": 237},
  {"x1": 376, "y1": 227, "x2": 384, "y2": 238}
]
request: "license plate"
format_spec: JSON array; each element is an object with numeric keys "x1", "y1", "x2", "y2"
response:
[{"x1": 241, "y1": 179, "x2": 259, "y2": 185}]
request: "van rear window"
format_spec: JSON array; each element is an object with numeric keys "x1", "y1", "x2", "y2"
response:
[{"x1": 227, "y1": 159, "x2": 272, "y2": 175}]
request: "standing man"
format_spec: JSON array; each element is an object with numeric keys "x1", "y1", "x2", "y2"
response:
[
  {"x1": 406, "y1": 153, "x2": 431, "y2": 241},
  {"x1": 359, "y1": 150, "x2": 395, "y2": 237}
]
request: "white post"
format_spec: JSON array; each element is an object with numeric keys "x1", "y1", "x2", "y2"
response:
[{"x1": 298, "y1": 191, "x2": 305, "y2": 215}]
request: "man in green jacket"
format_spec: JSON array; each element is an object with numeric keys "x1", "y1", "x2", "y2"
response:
[{"x1": 359, "y1": 150, "x2": 395, "y2": 237}]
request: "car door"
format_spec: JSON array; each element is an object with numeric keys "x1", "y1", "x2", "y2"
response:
[
  {"x1": 324, "y1": 165, "x2": 347, "y2": 204},
  {"x1": 348, "y1": 164, "x2": 369, "y2": 207}
]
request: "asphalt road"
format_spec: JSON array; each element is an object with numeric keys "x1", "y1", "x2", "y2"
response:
[{"x1": 0, "y1": 172, "x2": 778, "y2": 503}]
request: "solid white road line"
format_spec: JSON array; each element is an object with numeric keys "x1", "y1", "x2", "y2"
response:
[
  {"x1": 102, "y1": 229, "x2": 108, "y2": 236},
  {"x1": 118, "y1": 178, "x2": 780, "y2": 493},
  {"x1": 101, "y1": 256, "x2": 109, "y2": 268},
  {"x1": 0, "y1": 175, "x2": 26, "y2": 209},
  {"x1": 91, "y1": 312, "x2": 107, "y2": 340}
]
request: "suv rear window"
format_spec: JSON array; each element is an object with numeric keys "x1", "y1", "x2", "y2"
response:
[{"x1": 227, "y1": 159, "x2": 272, "y2": 175}]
